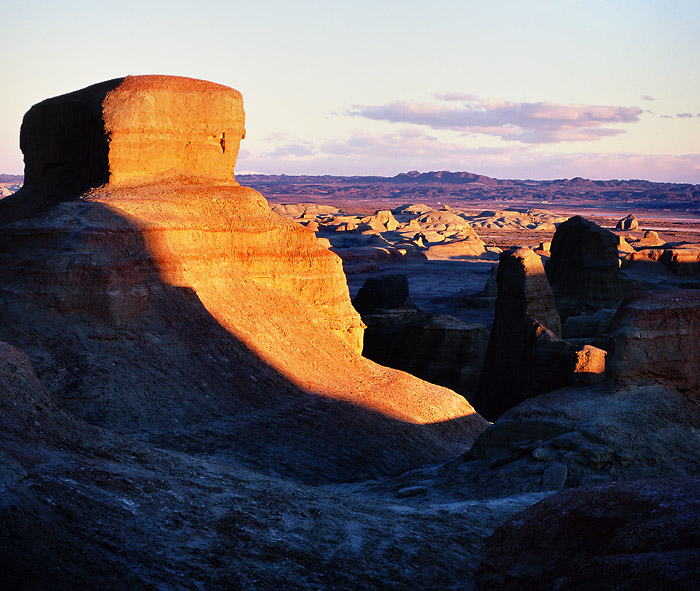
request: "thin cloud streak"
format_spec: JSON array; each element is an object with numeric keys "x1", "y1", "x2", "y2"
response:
[{"x1": 347, "y1": 95, "x2": 644, "y2": 144}]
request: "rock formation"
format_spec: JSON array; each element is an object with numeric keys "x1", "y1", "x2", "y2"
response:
[
  {"x1": 354, "y1": 275, "x2": 489, "y2": 401},
  {"x1": 475, "y1": 478, "x2": 700, "y2": 590},
  {"x1": 436, "y1": 290, "x2": 700, "y2": 500},
  {"x1": 352, "y1": 274, "x2": 414, "y2": 314},
  {"x1": 1, "y1": 75, "x2": 246, "y2": 223},
  {"x1": 475, "y1": 248, "x2": 604, "y2": 420},
  {"x1": 545, "y1": 215, "x2": 625, "y2": 318},
  {"x1": 615, "y1": 213, "x2": 639, "y2": 230},
  {"x1": 607, "y1": 290, "x2": 700, "y2": 395},
  {"x1": 0, "y1": 76, "x2": 487, "y2": 483}
]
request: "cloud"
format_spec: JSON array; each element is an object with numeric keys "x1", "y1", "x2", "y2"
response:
[
  {"x1": 347, "y1": 95, "x2": 643, "y2": 144},
  {"x1": 264, "y1": 143, "x2": 315, "y2": 158},
  {"x1": 677, "y1": 113, "x2": 695, "y2": 118},
  {"x1": 642, "y1": 95, "x2": 657, "y2": 101}
]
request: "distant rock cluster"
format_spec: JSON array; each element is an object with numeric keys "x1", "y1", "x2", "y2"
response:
[{"x1": 271, "y1": 202, "x2": 568, "y2": 274}]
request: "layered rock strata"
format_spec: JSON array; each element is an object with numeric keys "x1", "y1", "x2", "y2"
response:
[
  {"x1": 607, "y1": 290, "x2": 700, "y2": 395},
  {"x1": 1, "y1": 75, "x2": 245, "y2": 223},
  {"x1": 0, "y1": 76, "x2": 486, "y2": 481}
]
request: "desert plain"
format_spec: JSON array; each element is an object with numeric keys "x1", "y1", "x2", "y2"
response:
[{"x1": 1, "y1": 76, "x2": 700, "y2": 590}]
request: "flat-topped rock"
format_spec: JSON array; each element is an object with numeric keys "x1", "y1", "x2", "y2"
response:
[
  {"x1": 546, "y1": 215, "x2": 625, "y2": 318},
  {"x1": 2, "y1": 76, "x2": 245, "y2": 223}
]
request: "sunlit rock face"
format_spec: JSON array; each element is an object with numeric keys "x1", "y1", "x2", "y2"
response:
[
  {"x1": 0, "y1": 77, "x2": 487, "y2": 480},
  {"x1": 21, "y1": 75, "x2": 245, "y2": 191}
]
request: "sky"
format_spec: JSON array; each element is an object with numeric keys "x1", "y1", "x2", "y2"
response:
[{"x1": 2, "y1": 0, "x2": 699, "y2": 182}]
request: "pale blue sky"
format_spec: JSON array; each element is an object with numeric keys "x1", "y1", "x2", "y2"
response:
[{"x1": 2, "y1": 0, "x2": 699, "y2": 181}]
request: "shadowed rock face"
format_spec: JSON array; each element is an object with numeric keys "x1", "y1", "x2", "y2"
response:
[
  {"x1": 546, "y1": 215, "x2": 624, "y2": 318},
  {"x1": 475, "y1": 478, "x2": 700, "y2": 590},
  {"x1": 476, "y1": 248, "x2": 568, "y2": 419}
]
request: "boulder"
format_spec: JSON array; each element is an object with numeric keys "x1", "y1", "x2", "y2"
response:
[
  {"x1": 545, "y1": 215, "x2": 625, "y2": 318},
  {"x1": 475, "y1": 478, "x2": 700, "y2": 591}
]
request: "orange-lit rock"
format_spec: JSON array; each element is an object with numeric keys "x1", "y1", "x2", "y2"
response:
[
  {"x1": 23, "y1": 75, "x2": 245, "y2": 190},
  {"x1": 0, "y1": 77, "x2": 486, "y2": 480}
]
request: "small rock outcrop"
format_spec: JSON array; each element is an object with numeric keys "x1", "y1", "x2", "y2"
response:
[
  {"x1": 475, "y1": 478, "x2": 700, "y2": 590},
  {"x1": 352, "y1": 274, "x2": 414, "y2": 314},
  {"x1": 354, "y1": 275, "x2": 489, "y2": 400},
  {"x1": 545, "y1": 215, "x2": 625, "y2": 318},
  {"x1": 476, "y1": 248, "x2": 604, "y2": 420},
  {"x1": 615, "y1": 213, "x2": 639, "y2": 230}
]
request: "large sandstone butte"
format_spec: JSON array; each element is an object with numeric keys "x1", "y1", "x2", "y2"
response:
[
  {"x1": 0, "y1": 76, "x2": 486, "y2": 481},
  {"x1": 1, "y1": 75, "x2": 246, "y2": 222}
]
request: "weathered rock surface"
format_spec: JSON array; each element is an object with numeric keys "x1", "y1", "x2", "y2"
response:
[
  {"x1": 0, "y1": 76, "x2": 487, "y2": 483},
  {"x1": 607, "y1": 290, "x2": 700, "y2": 395},
  {"x1": 354, "y1": 276, "x2": 489, "y2": 401},
  {"x1": 0, "y1": 340, "x2": 529, "y2": 591},
  {"x1": 438, "y1": 380, "x2": 700, "y2": 500},
  {"x1": 475, "y1": 477, "x2": 700, "y2": 590},
  {"x1": 546, "y1": 215, "x2": 625, "y2": 318},
  {"x1": 476, "y1": 248, "x2": 605, "y2": 419},
  {"x1": 615, "y1": 213, "x2": 639, "y2": 230},
  {"x1": 1, "y1": 76, "x2": 246, "y2": 223}
]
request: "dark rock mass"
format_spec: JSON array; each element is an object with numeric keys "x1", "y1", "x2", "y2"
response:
[
  {"x1": 475, "y1": 247, "x2": 604, "y2": 420},
  {"x1": 475, "y1": 477, "x2": 700, "y2": 591},
  {"x1": 351, "y1": 273, "x2": 413, "y2": 314},
  {"x1": 355, "y1": 275, "x2": 489, "y2": 400},
  {"x1": 545, "y1": 215, "x2": 625, "y2": 318}
]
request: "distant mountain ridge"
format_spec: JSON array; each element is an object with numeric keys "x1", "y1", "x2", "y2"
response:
[
  {"x1": 3, "y1": 172, "x2": 700, "y2": 211},
  {"x1": 238, "y1": 170, "x2": 697, "y2": 189},
  {"x1": 236, "y1": 171, "x2": 700, "y2": 212}
]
